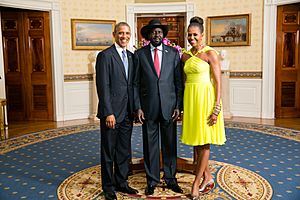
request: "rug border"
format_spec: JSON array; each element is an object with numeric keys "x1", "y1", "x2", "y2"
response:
[{"x1": 1, "y1": 122, "x2": 299, "y2": 154}]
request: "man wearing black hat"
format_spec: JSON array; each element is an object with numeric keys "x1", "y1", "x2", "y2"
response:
[{"x1": 133, "y1": 19, "x2": 183, "y2": 195}]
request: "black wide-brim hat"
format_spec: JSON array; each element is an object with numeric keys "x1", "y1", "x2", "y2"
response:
[{"x1": 141, "y1": 19, "x2": 169, "y2": 40}]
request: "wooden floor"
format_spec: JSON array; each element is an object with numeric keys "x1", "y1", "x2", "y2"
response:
[{"x1": 1, "y1": 117, "x2": 300, "y2": 140}]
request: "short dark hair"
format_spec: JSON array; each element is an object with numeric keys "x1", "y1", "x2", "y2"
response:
[{"x1": 114, "y1": 22, "x2": 131, "y2": 33}]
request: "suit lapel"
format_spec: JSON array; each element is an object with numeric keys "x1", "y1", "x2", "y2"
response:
[
  {"x1": 112, "y1": 45, "x2": 127, "y2": 80},
  {"x1": 161, "y1": 44, "x2": 167, "y2": 77},
  {"x1": 127, "y1": 51, "x2": 133, "y2": 82}
]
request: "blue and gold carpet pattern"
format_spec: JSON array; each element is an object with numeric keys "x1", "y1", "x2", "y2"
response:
[{"x1": 0, "y1": 122, "x2": 299, "y2": 199}]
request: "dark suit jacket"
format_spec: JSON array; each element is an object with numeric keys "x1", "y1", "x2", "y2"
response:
[
  {"x1": 133, "y1": 44, "x2": 183, "y2": 120},
  {"x1": 96, "y1": 44, "x2": 134, "y2": 123}
]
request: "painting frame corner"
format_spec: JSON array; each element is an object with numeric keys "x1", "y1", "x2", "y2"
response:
[
  {"x1": 206, "y1": 14, "x2": 251, "y2": 47},
  {"x1": 71, "y1": 18, "x2": 116, "y2": 50}
]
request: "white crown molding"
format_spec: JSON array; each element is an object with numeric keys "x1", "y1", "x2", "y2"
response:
[
  {"x1": 127, "y1": 2, "x2": 190, "y2": 13},
  {"x1": 265, "y1": 0, "x2": 300, "y2": 6},
  {"x1": 0, "y1": 0, "x2": 60, "y2": 11},
  {"x1": 126, "y1": 2, "x2": 194, "y2": 52}
]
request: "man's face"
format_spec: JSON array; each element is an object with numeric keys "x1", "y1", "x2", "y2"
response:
[
  {"x1": 113, "y1": 25, "x2": 131, "y2": 48},
  {"x1": 149, "y1": 27, "x2": 163, "y2": 47}
]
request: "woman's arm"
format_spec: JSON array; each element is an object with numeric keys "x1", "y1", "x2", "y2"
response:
[
  {"x1": 208, "y1": 50, "x2": 221, "y2": 106},
  {"x1": 207, "y1": 50, "x2": 222, "y2": 126}
]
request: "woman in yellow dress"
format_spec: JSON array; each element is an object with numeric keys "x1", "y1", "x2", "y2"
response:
[{"x1": 181, "y1": 16, "x2": 226, "y2": 199}]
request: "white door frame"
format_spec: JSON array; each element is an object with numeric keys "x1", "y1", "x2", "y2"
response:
[
  {"x1": 262, "y1": 0, "x2": 299, "y2": 118},
  {"x1": 2, "y1": 1, "x2": 296, "y2": 120},
  {"x1": 126, "y1": 2, "x2": 194, "y2": 52},
  {"x1": 0, "y1": 0, "x2": 64, "y2": 121},
  {"x1": 127, "y1": 2, "x2": 290, "y2": 119}
]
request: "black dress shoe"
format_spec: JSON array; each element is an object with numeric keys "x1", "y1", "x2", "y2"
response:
[
  {"x1": 104, "y1": 192, "x2": 117, "y2": 200},
  {"x1": 167, "y1": 183, "x2": 183, "y2": 193},
  {"x1": 116, "y1": 185, "x2": 138, "y2": 194},
  {"x1": 145, "y1": 185, "x2": 155, "y2": 195}
]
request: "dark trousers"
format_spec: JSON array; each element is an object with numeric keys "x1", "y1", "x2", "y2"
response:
[
  {"x1": 142, "y1": 117, "x2": 178, "y2": 186},
  {"x1": 100, "y1": 115, "x2": 133, "y2": 192}
]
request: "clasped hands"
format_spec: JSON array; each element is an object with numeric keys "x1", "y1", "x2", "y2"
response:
[{"x1": 135, "y1": 109, "x2": 181, "y2": 124}]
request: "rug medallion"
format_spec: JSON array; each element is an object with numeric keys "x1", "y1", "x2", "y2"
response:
[
  {"x1": 1, "y1": 122, "x2": 298, "y2": 199},
  {"x1": 57, "y1": 159, "x2": 272, "y2": 200}
]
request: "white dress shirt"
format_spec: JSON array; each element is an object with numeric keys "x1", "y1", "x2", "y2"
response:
[
  {"x1": 115, "y1": 42, "x2": 127, "y2": 61},
  {"x1": 150, "y1": 44, "x2": 162, "y2": 69}
]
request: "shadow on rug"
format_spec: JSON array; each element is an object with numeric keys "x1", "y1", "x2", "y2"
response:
[{"x1": 0, "y1": 122, "x2": 299, "y2": 200}]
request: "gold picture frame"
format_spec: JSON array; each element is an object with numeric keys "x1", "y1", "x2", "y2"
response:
[
  {"x1": 207, "y1": 14, "x2": 251, "y2": 47},
  {"x1": 71, "y1": 19, "x2": 116, "y2": 50}
]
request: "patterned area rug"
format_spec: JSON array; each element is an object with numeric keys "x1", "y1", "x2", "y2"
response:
[
  {"x1": 57, "y1": 160, "x2": 272, "y2": 200},
  {"x1": 0, "y1": 122, "x2": 299, "y2": 200}
]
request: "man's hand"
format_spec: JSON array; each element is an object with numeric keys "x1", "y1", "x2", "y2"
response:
[
  {"x1": 137, "y1": 109, "x2": 145, "y2": 124},
  {"x1": 172, "y1": 109, "x2": 180, "y2": 122},
  {"x1": 106, "y1": 114, "x2": 116, "y2": 129}
]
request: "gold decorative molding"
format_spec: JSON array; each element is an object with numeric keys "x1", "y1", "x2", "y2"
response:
[
  {"x1": 64, "y1": 74, "x2": 93, "y2": 82},
  {"x1": 63, "y1": 72, "x2": 262, "y2": 81},
  {"x1": 229, "y1": 71, "x2": 262, "y2": 79}
]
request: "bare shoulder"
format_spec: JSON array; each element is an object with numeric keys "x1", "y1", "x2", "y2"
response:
[
  {"x1": 181, "y1": 53, "x2": 191, "y2": 63},
  {"x1": 206, "y1": 49, "x2": 219, "y2": 62},
  {"x1": 206, "y1": 49, "x2": 218, "y2": 56}
]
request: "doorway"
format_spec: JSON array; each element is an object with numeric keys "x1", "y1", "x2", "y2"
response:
[
  {"x1": 1, "y1": 8, "x2": 53, "y2": 121},
  {"x1": 136, "y1": 15, "x2": 185, "y2": 48},
  {"x1": 275, "y1": 3, "x2": 300, "y2": 118}
]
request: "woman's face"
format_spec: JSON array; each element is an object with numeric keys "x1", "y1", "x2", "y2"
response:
[{"x1": 187, "y1": 26, "x2": 203, "y2": 48}]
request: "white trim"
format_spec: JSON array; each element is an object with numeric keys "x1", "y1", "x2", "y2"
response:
[
  {"x1": 230, "y1": 79, "x2": 262, "y2": 118},
  {"x1": 271, "y1": 0, "x2": 300, "y2": 6},
  {"x1": 126, "y1": 2, "x2": 194, "y2": 51},
  {"x1": 262, "y1": 0, "x2": 297, "y2": 118},
  {"x1": 64, "y1": 81, "x2": 92, "y2": 121},
  {"x1": 0, "y1": 0, "x2": 64, "y2": 121},
  {"x1": 0, "y1": 16, "x2": 6, "y2": 99}
]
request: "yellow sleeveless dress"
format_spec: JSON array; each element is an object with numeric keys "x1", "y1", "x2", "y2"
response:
[{"x1": 181, "y1": 46, "x2": 226, "y2": 146}]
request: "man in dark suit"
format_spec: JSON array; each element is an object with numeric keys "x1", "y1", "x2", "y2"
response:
[
  {"x1": 133, "y1": 19, "x2": 183, "y2": 195},
  {"x1": 96, "y1": 22, "x2": 138, "y2": 200}
]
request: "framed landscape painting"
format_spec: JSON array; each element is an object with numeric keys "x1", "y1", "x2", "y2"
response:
[
  {"x1": 71, "y1": 19, "x2": 116, "y2": 50},
  {"x1": 207, "y1": 14, "x2": 251, "y2": 47}
]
